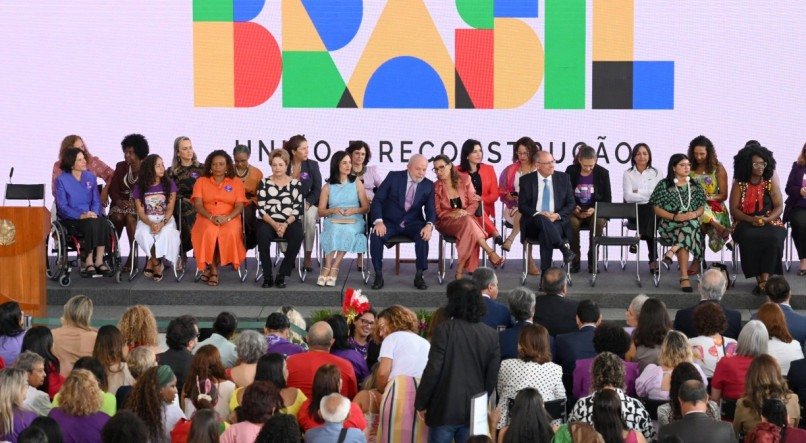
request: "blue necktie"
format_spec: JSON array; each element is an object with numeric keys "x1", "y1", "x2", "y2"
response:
[{"x1": 541, "y1": 178, "x2": 551, "y2": 212}]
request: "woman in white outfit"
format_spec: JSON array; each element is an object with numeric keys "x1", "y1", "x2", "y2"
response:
[{"x1": 133, "y1": 154, "x2": 180, "y2": 281}]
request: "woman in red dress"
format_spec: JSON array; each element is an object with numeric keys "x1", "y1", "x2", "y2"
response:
[
  {"x1": 456, "y1": 139, "x2": 503, "y2": 245},
  {"x1": 432, "y1": 155, "x2": 503, "y2": 279}
]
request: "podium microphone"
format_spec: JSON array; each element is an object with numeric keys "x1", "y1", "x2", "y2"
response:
[{"x1": 2, "y1": 167, "x2": 13, "y2": 206}]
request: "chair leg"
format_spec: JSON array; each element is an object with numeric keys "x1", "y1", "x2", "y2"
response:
[{"x1": 395, "y1": 244, "x2": 400, "y2": 275}]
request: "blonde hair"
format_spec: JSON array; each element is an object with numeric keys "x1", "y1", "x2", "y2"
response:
[
  {"x1": 127, "y1": 346, "x2": 157, "y2": 379},
  {"x1": 62, "y1": 295, "x2": 93, "y2": 329},
  {"x1": 118, "y1": 305, "x2": 159, "y2": 349},
  {"x1": 279, "y1": 307, "x2": 307, "y2": 344},
  {"x1": 59, "y1": 369, "x2": 103, "y2": 416},
  {"x1": 171, "y1": 136, "x2": 198, "y2": 169},
  {"x1": 0, "y1": 368, "x2": 28, "y2": 436},
  {"x1": 377, "y1": 305, "x2": 419, "y2": 335},
  {"x1": 269, "y1": 149, "x2": 290, "y2": 168},
  {"x1": 659, "y1": 330, "x2": 693, "y2": 368}
]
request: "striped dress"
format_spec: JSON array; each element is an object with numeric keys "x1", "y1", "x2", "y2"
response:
[{"x1": 376, "y1": 375, "x2": 428, "y2": 443}]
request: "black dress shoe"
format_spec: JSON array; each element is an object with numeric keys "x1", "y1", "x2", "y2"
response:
[
  {"x1": 371, "y1": 275, "x2": 384, "y2": 290},
  {"x1": 261, "y1": 275, "x2": 273, "y2": 288},
  {"x1": 274, "y1": 275, "x2": 286, "y2": 288},
  {"x1": 494, "y1": 235, "x2": 504, "y2": 246},
  {"x1": 560, "y1": 245, "x2": 576, "y2": 264},
  {"x1": 413, "y1": 272, "x2": 428, "y2": 290},
  {"x1": 569, "y1": 264, "x2": 580, "y2": 274},
  {"x1": 303, "y1": 266, "x2": 314, "y2": 273}
]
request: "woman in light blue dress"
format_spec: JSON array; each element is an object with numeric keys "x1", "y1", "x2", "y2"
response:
[{"x1": 317, "y1": 151, "x2": 370, "y2": 286}]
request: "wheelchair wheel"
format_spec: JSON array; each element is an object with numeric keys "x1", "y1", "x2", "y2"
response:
[
  {"x1": 59, "y1": 275, "x2": 71, "y2": 287},
  {"x1": 46, "y1": 224, "x2": 65, "y2": 281}
]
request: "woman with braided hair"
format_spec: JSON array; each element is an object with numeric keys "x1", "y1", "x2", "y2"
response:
[{"x1": 124, "y1": 365, "x2": 186, "y2": 443}]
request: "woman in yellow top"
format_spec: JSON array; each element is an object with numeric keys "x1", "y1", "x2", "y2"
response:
[
  {"x1": 229, "y1": 353, "x2": 306, "y2": 417},
  {"x1": 233, "y1": 144, "x2": 263, "y2": 250}
]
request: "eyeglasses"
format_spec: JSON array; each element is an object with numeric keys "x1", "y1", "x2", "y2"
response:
[
  {"x1": 357, "y1": 318, "x2": 375, "y2": 326},
  {"x1": 432, "y1": 165, "x2": 447, "y2": 172},
  {"x1": 752, "y1": 161, "x2": 767, "y2": 169}
]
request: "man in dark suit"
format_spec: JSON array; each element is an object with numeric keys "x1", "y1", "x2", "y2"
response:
[
  {"x1": 472, "y1": 267, "x2": 514, "y2": 330},
  {"x1": 501, "y1": 287, "x2": 547, "y2": 359},
  {"x1": 555, "y1": 300, "x2": 600, "y2": 375},
  {"x1": 674, "y1": 268, "x2": 742, "y2": 339},
  {"x1": 518, "y1": 150, "x2": 576, "y2": 272},
  {"x1": 657, "y1": 380, "x2": 737, "y2": 443},
  {"x1": 533, "y1": 267, "x2": 579, "y2": 336},
  {"x1": 787, "y1": 358, "x2": 806, "y2": 402},
  {"x1": 369, "y1": 154, "x2": 436, "y2": 290},
  {"x1": 760, "y1": 276, "x2": 806, "y2": 344},
  {"x1": 156, "y1": 315, "x2": 198, "y2": 394}
]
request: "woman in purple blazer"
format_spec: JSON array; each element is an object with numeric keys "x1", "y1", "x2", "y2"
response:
[{"x1": 783, "y1": 143, "x2": 806, "y2": 275}]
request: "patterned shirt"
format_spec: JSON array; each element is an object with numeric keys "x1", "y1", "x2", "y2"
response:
[
  {"x1": 569, "y1": 388, "x2": 655, "y2": 439},
  {"x1": 257, "y1": 178, "x2": 303, "y2": 223}
]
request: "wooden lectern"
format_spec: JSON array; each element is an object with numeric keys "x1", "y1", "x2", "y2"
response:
[{"x1": 0, "y1": 205, "x2": 50, "y2": 318}]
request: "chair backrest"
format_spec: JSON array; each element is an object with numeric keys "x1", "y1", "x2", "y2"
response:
[
  {"x1": 544, "y1": 398, "x2": 567, "y2": 423},
  {"x1": 721, "y1": 398, "x2": 738, "y2": 421},
  {"x1": 4, "y1": 183, "x2": 45, "y2": 202},
  {"x1": 640, "y1": 397, "x2": 668, "y2": 421},
  {"x1": 594, "y1": 202, "x2": 638, "y2": 221}
]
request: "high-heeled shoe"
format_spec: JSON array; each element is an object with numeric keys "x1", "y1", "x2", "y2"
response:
[
  {"x1": 326, "y1": 269, "x2": 338, "y2": 287},
  {"x1": 317, "y1": 267, "x2": 330, "y2": 287},
  {"x1": 662, "y1": 249, "x2": 676, "y2": 270},
  {"x1": 501, "y1": 238, "x2": 514, "y2": 252},
  {"x1": 679, "y1": 277, "x2": 693, "y2": 293},
  {"x1": 489, "y1": 253, "x2": 504, "y2": 268}
]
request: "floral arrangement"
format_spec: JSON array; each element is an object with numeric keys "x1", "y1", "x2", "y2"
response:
[
  {"x1": 416, "y1": 309, "x2": 435, "y2": 338},
  {"x1": 342, "y1": 288, "x2": 371, "y2": 324}
]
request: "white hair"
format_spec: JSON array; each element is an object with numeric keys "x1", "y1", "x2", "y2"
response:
[
  {"x1": 319, "y1": 393, "x2": 351, "y2": 423},
  {"x1": 699, "y1": 268, "x2": 727, "y2": 301},
  {"x1": 628, "y1": 294, "x2": 649, "y2": 315}
]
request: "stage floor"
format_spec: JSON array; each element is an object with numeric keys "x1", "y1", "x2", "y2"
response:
[{"x1": 45, "y1": 258, "x2": 805, "y2": 324}]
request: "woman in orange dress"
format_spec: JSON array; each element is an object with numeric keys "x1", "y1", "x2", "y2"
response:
[
  {"x1": 432, "y1": 155, "x2": 504, "y2": 280},
  {"x1": 191, "y1": 150, "x2": 247, "y2": 286}
]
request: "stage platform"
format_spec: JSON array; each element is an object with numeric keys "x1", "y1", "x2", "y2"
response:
[{"x1": 44, "y1": 258, "x2": 805, "y2": 326}]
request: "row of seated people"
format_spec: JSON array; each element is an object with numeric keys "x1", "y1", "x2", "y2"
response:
[
  {"x1": 1, "y1": 264, "x2": 805, "y2": 442},
  {"x1": 52, "y1": 133, "x2": 805, "y2": 293}
]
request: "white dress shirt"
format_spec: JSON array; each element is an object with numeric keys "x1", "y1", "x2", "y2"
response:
[
  {"x1": 623, "y1": 167, "x2": 660, "y2": 203},
  {"x1": 536, "y1": 173, "x2": 555, "y2": 213}
]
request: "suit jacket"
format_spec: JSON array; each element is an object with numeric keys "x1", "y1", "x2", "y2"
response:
[
  {"x1": 657, "y1": 411, "x2": 737, "y2": 443},
  {"x1": 157, "y1": 349, "x2": 193, "y2": 393},
  {"x1": 775, "y1": 304, "x2": 806, "y2": 344},
  {"x1": 415, "y1": 318, "x2": 500, "y2": 427},
  {"x1": 371, "y1": 170, "x2": 436, "y2": 228},
  {"x1": 533, "y1": 294, "x2": 580, "y2": 337},
  {"x1": 498, "y1": 322, "x2": 556, "y2": 361},
  {"x1": 674, "y1": 300, "x2": 742, "y2": 340},
  {"x1": 459, "y1": 163, "x2": 499, "y2": 217},
  {"x1": 786, "y1": 358, "x2": 806, "y2": 402},
  {"x1": 565, "y1": 163, "x2": 613, "y2": 206},
  {"x1": 481, "y1": 296, "x2": 514, "y2": 330},
  {"x1": 286, "y1": 159, "x2": 322, "y2": 206},
  {"x1": 518, "y1": 171, "x2": 575, "y2": 227},
  {"x1": 555, "y1": 326, "x2": 597, "y2": 375},
  {"x1": 434, "y1": 174, "x2": 480, "y2": 221}
]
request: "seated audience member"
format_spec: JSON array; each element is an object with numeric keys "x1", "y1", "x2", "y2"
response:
[
  {"x1": 298, "y1": 365, "x2": 366, "y2": 433},
  {"x1": 115, "y1": 346, "x2": 156, "y2": 409},
  {"x1": 733, "y1": 355, "x2": 801, "y2": 436},
  {"x1": 54, "y1": 147, "x2": 113, "y2": 277},
  {"x1": 569, "y1": 352, "x2": 654, "y2": 440},
  {"x1": 636, "y1": 331, "x2": 707, "y2": 401},
  {"x1": 48, "y1": 369, "x2": 110, "y2": 443},
  {"x1": 556, "y1": 300, "x2": 601, "y2": 376},
  {"x1": 57, "y1": 357, "x2": 116, "y2": 416},
  {"x1": 518, "y1": 151, "x2": 577, "y2": 273},
  {"x1": 193, "y1": 312, "x2": 238, "y2": 369},
  {"x1": 191, "y1": 150, "x2": 248, "y2": 286},
  {"x1": 51, "y1": 295, "x2": 98, "y2": 377},
  {"x1": 415, "y1": 279, "x2": 501, "y2": 443},
  {"x1": 327, "y1": 315, "x2": 370, "y2": 384},
  {"x1": 228, "y1": 330, "x2": 265, "y2": 388},
  {"x1": 20, "y1": 416, "x2": 62, "y2": 443},
  {"x1": 171, "y1": 388, "x2": 225, "y2": 442},
  {"x1": 457, "y1": 139, "x2": 502, "y2": 242},
  {"x1": 573, "y1": 322, "x2": 639, "y2": 399},
  {"x1": 674, "y1": 268, "x2": 741, "y2": 339},
  {"x1": 629, "y1": 298, "x2": 671, "y2": 372},
  {"x1": 689, "y1": 302, "x2": 738, "y2": 378},
  {"x1": 496, "y1": 324, "x2": 564, "y2": 431},
  {"x1": 495, "y1": 388, "x2": 555, "y2": 443},
  {"x1": 0, "y1": 368, "x2": 36, "y2": 442},
  {"x1": 305, "y1": 393, "x2": 367, "y2": 443},
  {"x1": 284, "y1": 135, "x2": 323, "y2": 274},
  {"x1": 565, "y1": 144, "x2": 612, "y2": 274},
  {"x1": 0, "y1": 302, "x2": 26, "y2": 366},
  {"x1": 118, "y1": 304, "x2": 161, "y2": 355},
  {"x1": 52, "y1": 134, "x2": 114, "y2": 198},
  {"x1": 591, "y1": 389, "x2": 647, "y2": 443},
  {"x1": 232, "y1": 144, "x2": 263, "y2": 251},
  {"x1": 784, "y1": 144, "x2": 806, "y2": 276},
  {"x1": 132, "y1": 153, "x2": 181, "y2": 281},
  {"x1": 13, "y1": 352, "x2": 51, "y2": 416},
  {"x1": 656, "y1": 380, "x2": 736, "y2": 443},
  {"x1": 762, "y1": 276, "x2": 806, "y2": 344},
  {"x1": 711, "y1": 320, "x2": 768, "y2": 404},
  {"x1": 220, "y1": 381, "x2": 283, "y2": 443},
  {"x1": 92, "y1": 325, "x2": 134, "y2": 395},
  {"x1": 101, "y1": 410, "x2": 148, "y2": 443},
  {"x1": 255, "y1": 412, "x2": 303, "y2": 443},
  {"x1": 352, "y1": 365, "x2": 381, "y2": 442},
  {"x1": 622, "y1": 143, "x2": 661, "y2": 274},
  {"x1": 348, "y1": 309, "x2": 376, "y2": 360},
  {"x1": 657, "y1": 362, "x2": 720, "y2": 427},
  {"x1": 107, "y1": 134, "x2": 150, "y2": 268},
  {"x1": 745, "y1": 398, "x2": 806, "y2": 443},
  {"x1": 498, "y1": 137, "x2": 541, "y2": 274},
  {"x1": 623, "y1": 294, "x2": 648, "y2": 337},
  {"x1": 265, "y1": 312, "x2": 306, "y2": 357},
  {"x1": 533, "y1": 267, "x2": 579, "y2": 336},
  {"x1": 369, "y1": 154, "x2": 436, "y2": 290},
  {"x1": 788, "y1": 358, "x2": 806, "y2": 404},
  {"x1": 124, "y1": 365, "x2": 186, "y2": 442},
  {"x1": 181, "y1": 345, "x2": 235, "y2": 420},
  {"x1": 756, "y1": 302, "x2": 804, "y2": 373},
  {"x1": 21, "y1": 327, "x2": 64, "y2": 399},
  {"x1": 166, "y1": 136, "x2": 205, "y2": 269},
  {"x1": 500, "y1": 287, "x2": 552, "y2": 361},
  {"x1": 229, "y1": 353, "x2": 308, "y2": 416},
  {"x1": 286, "y1": 322, "x2": 358, "y2": 399},
  {"x1": 473, "y1": 267, "x2": 513, "y2": 330},
  {"x1": 157, "y1": 315, "x2": 198, "y2": 394},
  {"x1": 689, "y1": 135, "x2": 733, "y2": 260}
]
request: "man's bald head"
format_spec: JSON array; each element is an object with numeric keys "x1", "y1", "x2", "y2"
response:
[
  {"x1": 408, "y1": 154, "x2": 428, "y2": 182},
  {"x1": 307, "y1": 321, "x2": 334, "y2": 350},
  {"x1": 536, "y1": 150, "x2": 555, "y2": 177}
]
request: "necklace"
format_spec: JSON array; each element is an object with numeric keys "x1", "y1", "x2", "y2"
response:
[
  {"x1": 235, "y1": 166, "x2": 249, "y2": 179},
  {"x1": 675, "y1": 179, "x2": 691, "y2": 211},
  {"x1": 124, "y1": 165, "x2": 138, "y2": 191}
]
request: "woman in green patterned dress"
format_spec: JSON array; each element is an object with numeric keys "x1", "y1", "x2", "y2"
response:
[
  {"x1": 688, "y1": 136, "x2": 732, "y2": 263},
  {"x1": 650, "y1": 154, "x2": 707, "y2": 292}
]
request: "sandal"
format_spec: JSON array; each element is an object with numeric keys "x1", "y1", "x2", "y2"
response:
[
  {"x1": 679, "y1": 277, "x2": 693, "y2": 293},
  {"x1": 662, "y1": 249, "x2": 676, "y2": 270},
  {"x1": 317, "y1": 267, "x2": 331, "y2": 287},
  {"x1": 798, "y1": 269, "x2": 806, "y2": 276},
  {"x1": 501, "y1": 238, "x2": 514, "y2": 252},
  {"x1": 326, "y1": 269, "x2": 339, "y2": 287},
  {"x1": 144, "y1": 258, "x2": 157, "y2": 279},
  {"x1": 81, "y1": 265, "x2": 96, "y2": 278},
  {"x1": 489, "y1": 252, "x2": 505, "y2": 268},
  {"x1": 96, "y1": 264, "x2": 113, "y2": 277},
  {"x1": 152, "y1": 261, "x2": 164, "y2": 282},
  {"x1": 199, "y1": 266, "x2": 211, "y2": 283},
  {"x1": 648, "y1": 262, "x2": 659, "y2": 275},
  {"x1": 752, "y1": 279, "x2": 767, "y2": 296},
  {"x1": 207, "y1": 273, "x2": 219, "y2": 286}
]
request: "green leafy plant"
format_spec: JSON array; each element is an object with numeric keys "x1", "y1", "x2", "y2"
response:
[
  {"x1": 310, "y1": 309, "x2": 336, "y2": 324},
  {"x1": 415, "y1": 309, "x2": 435, "y2": 338}
]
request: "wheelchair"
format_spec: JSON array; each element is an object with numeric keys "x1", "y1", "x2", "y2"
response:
[{"x1": 45, "y1": 217, "x2": 123, "y2": 286}]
